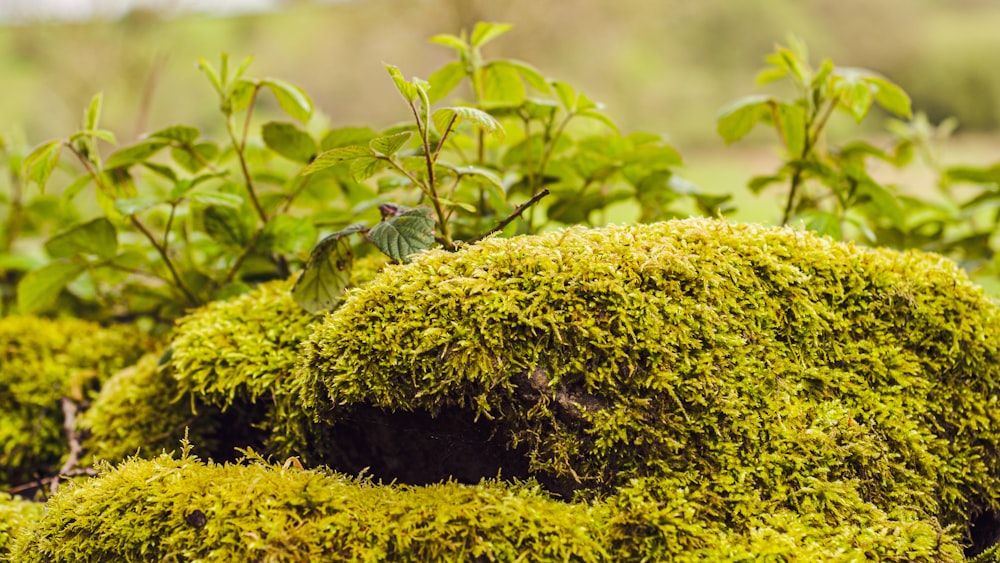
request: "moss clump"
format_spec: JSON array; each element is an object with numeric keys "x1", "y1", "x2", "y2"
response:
[
  {"x1": 299, "y1": 218, "x2": 1000, "y2": 549},
  {"x1": 9, "y1": 451, "x2": 608, "y2": 562},
  {"x1": 79, "y1": 352, "x2": 223, "y2": 464},
  {"x1": 0, "y1": 493, "x2": 43, "y2": 560},
  {"x1": 0, "y1": 315, "x2": 150, "y2": 488}
]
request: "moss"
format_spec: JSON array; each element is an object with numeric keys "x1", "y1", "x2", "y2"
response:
[
  {"x1": 299, "y1": 218, "x2": 1000, "y2": 547},
  {"x1": 79, "y1": 352, "x2": 223, "y2": 464},
  {"x1": 9, "y1": 451, "x2": 608, "y2": 562},
  {"x1": 0, "y1": 315, "x2": 151, "y2": 488},
  {"x1": 0, "y1": 494, "x2": 43, "y2": 561}
]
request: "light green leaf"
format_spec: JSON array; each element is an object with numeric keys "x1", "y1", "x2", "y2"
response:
[
  {"x1": 170, "y1": 142, "x2": 219, "y2": 174},
  {"x1": 262, "y1": 78, "x2": 313, "y2": 124},
  {"x1": 17, "y1": 259, "x2": 88, "y2": 313},
  {"x1": 292, "y1": 231, "x2": 357, "y2": 314},
  {"x1": 262, "y1": 121, "x2": 317, "y2": 163},
  {"x1": 197, "y1": 57, "x2": 224, "y2": 95},
  {"x1": 578, "y1": 109, "x2": 619, "y2": 133},
  {"x1": 551, "y1": 81, "x2": 577, "y2": 112},
  {"x1": 260, "y1": 215, "x2": 317, "y2": 255},
  {"x1": 302, "y1": 145, "x2": 375, "y2": 176},
  {"x1": 105, "y1": 140, "x2": 169, "y2": 169},
  {"x1": 370, "y1": 131, "x2": 413, "y2": 157},
  {"x1": 800, "y1": 210, "x2": 843, "y2": 240},
  {"x1": 114, "y1": 196, "x2": 160, "y2": 215},
  {"x1": 856, "y1": 181, "x2": 904, "y2": 227},
  {"x1": 149, "y1": 125, "x2": 200, "y2": 145},
  {"x1": 386, "y1": 64, "x2": 418, "y2": 102},
  {"x1": 321, "y1": 127, "x2": 379, "y2": 150},
  {"x1": 84, "y1": 92, "x2": 103, "y2": 131},
  {"x1": 429, "y1": 33, "x2": 468, "y2": 52},
  {"x1": 45, "y1": 217, "x2": 118, "y2": 259},
  {"x1": 190, "y1": 191, "x2": 244, "y2": 208},
  {"x1": 432, "y1": 106, "x2": 505, "y2": 140},
  {"x1": 776, "y1": 102, "x2": 807, "y2": 157},
  {"x1": 350, "y1": 156, "x2": 391, "y2": 182},
  {"x1": 427, "y1": 61, "x2": 467, "y2": 103},
  {"x1": 68, "y1": 129, "x2": 117, "y2": 145},
  {"x1": 506, "y1": 60, "x2": 550, "y2": 94},
  {"x1": 470, "y1": 22, "x2": 513, "y2": 48},
  {"x1": 868, "y1": 76, "x2": 912, "y2": 118},
  {"x1": 23, "y1": 140, "x2": 63, "y2": 192},
  {"x1": 482, "y1": 61, "x2": 526, "y2": 105},
  {"x1": 227, "y1": 78, "x2": 258, "y2": 114},
  {"x1": 716, "y1": 95, "x2": 774, "y2": 144},
  {"x1": 367, "y1": 207, "x2": 435, "y2": 263}
]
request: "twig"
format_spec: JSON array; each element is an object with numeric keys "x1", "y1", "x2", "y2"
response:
[
  {"x1": 469, "y1": 188, "x2": 550, "y2": 243},
  {"x1": 50, "y1": 397, "x2": 84, "y2": 495}
]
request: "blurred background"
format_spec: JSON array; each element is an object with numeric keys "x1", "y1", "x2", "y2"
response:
[{"x1": 1, "y1": 0, "x2": 999, "y2": 211}]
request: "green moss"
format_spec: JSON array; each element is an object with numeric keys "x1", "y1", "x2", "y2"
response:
[
  {"x1": 0, "y1": 315, "x2": 150, "y2": 487},
  {"x1": 299, "y1": 218, "x2": 1000, "y2": 547},
  {"x1": 79, "y1": 352, "x2": 222, "y2": 464},
  {"x1": 0, "y1": 494, "x2": 43, "y2": 561},
  {"x1": 9, "y1": 451, "x2": 608, "y2": 562}
]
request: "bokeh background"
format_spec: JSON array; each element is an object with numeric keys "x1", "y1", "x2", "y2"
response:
[{"x1": 2, "y1": 0, "x2": 1000, "y2": 219}]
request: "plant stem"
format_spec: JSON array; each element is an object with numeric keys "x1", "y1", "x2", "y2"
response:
[
  {"x1": 226, "y1": 85, "x2": 268, "y2": 223},
  {"x1": 408, "y1": 100, "x2": 453, "y2": 248},
  {"x1": 469, "y1": 188, "x2": 550, "y2": 243},
  {"x1": 130, "y1": 215, "x2": 199, "y2": 306}
]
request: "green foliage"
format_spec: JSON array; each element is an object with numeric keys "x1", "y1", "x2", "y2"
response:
[
  {"x1": 300, "y1": 218, "x2": 1000, "y2": 549},
  {"x1": 0, "y1": 315, "x2": 150, "y2": 487}
]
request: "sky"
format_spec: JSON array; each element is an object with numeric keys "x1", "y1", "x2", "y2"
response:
[{"x1": 0, "y1": 0, "x2": 287, "y2": 23}]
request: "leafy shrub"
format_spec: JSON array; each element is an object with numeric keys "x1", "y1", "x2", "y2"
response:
[
  {"x1": 0, "y1": 315, "x2": 150, "y2": 488},
  {"x1": 300, "y1": 218, "x2": 1000, "y2": 545}
]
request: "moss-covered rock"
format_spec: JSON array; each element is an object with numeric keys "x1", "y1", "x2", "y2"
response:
[
  {"x1": 0, "y1": 493, "x2": 43, "y2": 560},
  {"x1": 298, "y1": 218, "x2": 1000, "y2": 548},
  {"x1": 0, "y1": 315, "x2": 150, "y2": 488}
]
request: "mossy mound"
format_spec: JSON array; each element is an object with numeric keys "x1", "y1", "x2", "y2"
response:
[
  {"x1": 299, "y1": 218, "x2": 1000, "y2": 547},
  {"x1": 8, "y1": 451, "x2": 609, "y2": 562},
  {"x1": 7, "y1": 452, "x2": 967, "y2": 562},
  {"x1": 0, "y1": 315, "x2": 151, "y2": 488}
]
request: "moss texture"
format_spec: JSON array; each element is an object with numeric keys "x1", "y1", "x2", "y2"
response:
[
  {"x1": 8, "y1": 451, "x2": 963, "y2": 562},
  {"x1": 0, "y1": 493, "x2": 43, "y2": 560},
  {"x1": 0, "y1": 315, "x2": 150, "y2": 487},
  {"x1": 299, "y1": 218, "x2": 1000, "y2": 550}
]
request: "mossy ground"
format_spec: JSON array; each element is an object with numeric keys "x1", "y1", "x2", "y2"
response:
[{"x1": 5, "y1": 219, "x2": 1000, "y2": 560}]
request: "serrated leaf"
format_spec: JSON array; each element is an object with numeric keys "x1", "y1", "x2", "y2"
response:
[
  {"x1": 432, "y1": 106, "x2": 505, "y2": 140},
  {"x1": 716, "y1": 95, "x2": 774, "y2": 144},
  {"x1": 350, "y1": 156, "x2": 391, "y2": 182},
  {"x1": 17, "y1": 259, "x2": 88, "y2": 313},
  {"x1": 367, "y1": 207, "x2": 434, "y2": 262},
  {"x1": 370, "y1": 131, "x2": 413, "y2": 157},
  {"x1": 470, "y1": 22, "x2": 513, "y2": 48},
  {"x1": 386, "y1": 64, "x2": 418, "y2": 102},
  {"x1": 45, "y1": 217, "x2": 118, "y2": 259},
  {"x1": 302, "y1": 145, "x2": 375, "y2": 176},
  {"x1": 105, "y1": 140, "x2": 169, "y2": 169},
  {"x1": 203, "y1": 205, "x2": 252, "y2": 248},
  {"x1": 149, "y1": 125, "x2": 200, "y2": 144},
  {"x1": 262, "y1": 121, "x2": 318, "y2": 163},
  {"x1": 23, "y1": 140, "x2": 63, "y2": 192},
  {"x1": 427, "y1": 61, "x2": 467, "y2": 104},
  {"x1": 190, "y1": 191, "x2": 244, "y2": 208},
  {"x1": 262, "y1": 78, "x2": 313, "y2": 124},
  {"x1": 292, "y1": 233, "x2": 356, "y2": 314},
  {"x1": 482, "y1": 61, "x2": 526, "y2": 105}
]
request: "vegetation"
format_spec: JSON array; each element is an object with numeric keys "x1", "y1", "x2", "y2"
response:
[{"x1": 3, "y1": 13, "x2": 1000, "y2": 562}]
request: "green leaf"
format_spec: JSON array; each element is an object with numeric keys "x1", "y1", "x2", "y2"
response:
[
  {"x1": 747, "y1": 174, "x2": 786, "y2": 194},
  {"x1": 368, "y1": 207, "x2": 435, "y2": 262},
  {"x1": 190, "y1": 191, "x2": 244, "y2": 208},
  {"x1": 776, "y1": 102, "x2": 807, "y2": 157},
  {"x1": 320, "y1": 127, "x2": 379, "y2": 151},
  {"x1": 68, "y1": 129, "x2": 116, "y2": 145},
  {"x1": 262, "y1": 78, "x2": 313, "y2": 124},
  {"x1": 370, "y1": 131, "x2": 413, "y2": 157},
  {"x1": 292, "y1": 230, "x2": 359, "y2": 314},
  {"x1": 171, "y1": 142, "x2": 219, "y2": 174},
  {"x1": 577, "y1": 109, "x2": 619, "y2": 133},
  {"x1": 432, "y1": 107, "x2": 505, "y2": 140},
  {"x1": 832, "y1": 70, "x2": 875, "y2": 122},
  {"x1": 149, "y1": 125, "x2": 200, "y2": 144},
  {"x1": 114, "y1": 196, "x2": 160, "y2": 215},
  {"x1": 386, "y1": 64, "x2": 418, "y2": 103},
  {"x1": 506, "y1": 60, "x2": 551, "y2": 94},
  {"x1": 84, "y1": 92, "x2": 103, "y2": 131},
  {"x1": 197, "y1": 57, "x2": 224, "y2": 95},
  {"x1": 260, "y1": 215, "x2": 317, "y2": 255},
  {"x1": 800, "y1": 210, "x2": 843, "y2": 240},
  {"x1": 470, "y1": 22, "x2": 513, "y2": 47},
  {"x1": 17, "y1": 259, "x2": 88, "y2": 313},
  {"x1": 868, "y1": 76, "x2": 912, "y2": 118},
  {"x1": 350, "y1": 156, "x2": 391, "y2": 182},
  {"x1": 105, "y1": 140, "x2": 169, "y2": 169},
  {"x1": 302, "y1": 145, "x2": 375, "y2": 176},
  {"x1": 228, "y1": 78, "x2": 258, "y2": 115},
  {"x1": 482, "y1": 61, "x2": 526, "y2": 105},
  {"x1": 551, "y1": 81, "x2": 577, "y2": 112},
  {"x1": 45, "y1": 218, "x2": 118, "y2": 259},
  {"x1": 716, "y1": 95, "x2": 774, "y2": 144},
  {"x1": 427, "y1": 61, "x2": 467, "y2": 104},
  {"x1": 203, "y1": 205, "x2": 252, "y2": 248},
  {"x1": 856, "y1": 181, "x2": 904, "y2": 227},
  {"x1": 429, "y1": 33, "x2": 468, "y2": 52},
  {"x1": 23, "y1": 140, "x2": 63, "y2": 192},
  {"x1": 262, "y1": 121, "x2": 318, "y2": 163}
]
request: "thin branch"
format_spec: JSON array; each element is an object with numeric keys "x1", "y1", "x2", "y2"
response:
[
  {"x1": 130, "y1": 215, "x2": 199, "y2": 305},
  {"x1": 50, "y1": 397, "x2": 84, "y2": 495},
  {"x1": 226, "y1": 84, "x2": 267, "y2": 223},
  {"x1": 469, "y1": 188, "x2": 550, "y2": 243}
]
